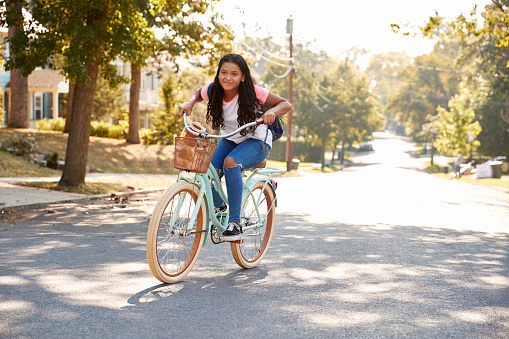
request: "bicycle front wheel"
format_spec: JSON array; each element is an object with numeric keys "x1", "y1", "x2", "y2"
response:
[
  {"x1": 146, "y1": 182, "x2": 206, "y2": 283},
  {"x1": 231, "y1": 181, "x2": 276, "y2": 268}
]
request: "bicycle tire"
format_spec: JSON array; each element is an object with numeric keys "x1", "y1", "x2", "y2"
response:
[
  {"x1": 231, "y1": 181, "x2": 276, "y2": 268},
  {"x1": 146, "y1": 181, "x2": 206, "y2": 283}
]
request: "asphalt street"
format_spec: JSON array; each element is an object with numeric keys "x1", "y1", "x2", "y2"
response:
[{"x1": 1, "y1": 132, "x2": 508, "y2": 338}]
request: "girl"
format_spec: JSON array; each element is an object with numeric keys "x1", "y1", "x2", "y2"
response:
[{"x1": 178, "y1": 54, "x2": 292, "y2": 241}]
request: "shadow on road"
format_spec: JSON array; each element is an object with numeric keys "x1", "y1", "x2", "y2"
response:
[
  {"x1": 1, "y1": 201, "x2": 508, "y2": 338},
  {"x1": 126, "y1": 211, "x2": 508, "y2": 337}
]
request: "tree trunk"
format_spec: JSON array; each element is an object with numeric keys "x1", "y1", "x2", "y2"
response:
[
  {"x1": 64, "y1": 83, "x2": 75, "y2": 133},
  {"x1": 6, "y1": 0, "x2": 28, "y2": 129},
  {"x1": 340, "y1": 131, "x2": 345, "y2": 165},
  {"x1": 59, "y1": 58, "x2": 101, "y2": 187},
  {"x1": 8, "y1": 68, "x2": 28, "y2": 128},
  {"x1": 321, "y1": 138, "x2": 327, "y2": 170},
  {"x1": 331, "y1": 142, "x2": 338, "y2": 167},
  {"x1": 430, "y1": 140, "x2": 435, "y2": 166},
  {"x1": 126, "y1": 66, "x2": 141, "y2": 144}
]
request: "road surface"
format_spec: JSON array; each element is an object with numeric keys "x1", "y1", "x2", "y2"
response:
[{"x1": 1, "y1": 132, "x2": 508, "y2": 338}]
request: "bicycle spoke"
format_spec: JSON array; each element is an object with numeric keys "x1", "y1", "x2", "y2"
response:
[
  {"x1": 147, "y1": 183, "x2": 206, "y2": 280},
  {"x1": 231, "y1": 182, "x2": 275, "y2": 268}
]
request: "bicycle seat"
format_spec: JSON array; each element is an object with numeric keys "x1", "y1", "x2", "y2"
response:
[
  {"x1": 253, "y1": 160, "x2": 267, "y2": 169},
  {"x1": 244, "y1": 160, "x2": 266, "y2": 172}
]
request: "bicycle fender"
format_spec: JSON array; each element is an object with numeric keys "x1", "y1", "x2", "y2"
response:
[{"x1": 244, "y1": 177, "x2": 277, "y2": 208}]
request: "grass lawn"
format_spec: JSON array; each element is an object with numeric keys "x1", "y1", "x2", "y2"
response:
[
  {"x1": 0, "y1": 128, "x2": 177, "y2": 175},
  {"x1": 427, "y1": 162, "x2": 509, "y2": 191},
  {"x1": 0, "y1": 148, "x2": 61, "y2": 177}
]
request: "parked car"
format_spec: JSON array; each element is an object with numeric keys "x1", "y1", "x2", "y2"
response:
[{"x1": 357, "y1": 141, "x2": 374, "y2": 152}]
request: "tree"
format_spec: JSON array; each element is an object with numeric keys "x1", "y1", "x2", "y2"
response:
[
  {"x1": 92, "y1": 77, "x2": 126, "y2": 122},
  {"x1": 433, "y1": 84, "x2": 481, "y2": 156},
  {"x1": 421, "y1": 1, "x2": 509, "y2": 159},
  {"x1": 258, "y1": 39, "x2": 382, "y2": 168},
  {"x1": 4, "y1": 0, "x2": 28, "y2": 128},
  {"x1": 1, "y1": 0, "x2": 223, "y2": 186},
  {"x1": 388, "y1": 41, "x2": 462, "y2": 137},
  {"x1": 475, "y1": 76, "x2": 509, "y2": 160},
  {"x1": 337, "y1": 62, "x2": 383, "y2": 163},
  {"x1": 419, "y1": 114, "x2": 440, "y2": 165},
  {"x1": 125, "y1": 1, "x2": 233, "y2": 144},
  {"x1": 366, "y1": 51, "x2": 410, "y2": 131}
]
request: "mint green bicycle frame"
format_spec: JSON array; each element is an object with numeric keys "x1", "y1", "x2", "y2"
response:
[{"x1": 179, "y1": 162, "x2": 280, "y2": 244}]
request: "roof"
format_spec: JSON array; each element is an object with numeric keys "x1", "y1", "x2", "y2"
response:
[
  {"x1": 27, "y1": 69, "x2": 63, "y2": 88},
  {"x1": 4, "y1": 69, "x2": 64, "y2": 90}
]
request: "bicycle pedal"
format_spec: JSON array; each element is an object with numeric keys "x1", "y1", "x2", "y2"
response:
[{"x1": 222, "y1": 238, "x2": 243, "y2": 243}]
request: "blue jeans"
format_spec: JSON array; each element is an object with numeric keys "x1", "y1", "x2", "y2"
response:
[{"x1": 211, "y1": 138, "x2": 270, "y2": 223}]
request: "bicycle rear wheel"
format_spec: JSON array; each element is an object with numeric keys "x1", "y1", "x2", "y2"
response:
[
  {"x1": 231, "y1": 181, "x2": 276, "y2": 268},
  {"x1": 146, "y1": 182, "x2": 206, "y2": 283}
]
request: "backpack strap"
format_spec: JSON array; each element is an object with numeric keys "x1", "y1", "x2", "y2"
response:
[
  {"x1": 206, "y1": 83, "x2": 212, "y2": 99},
  {"x1": 256, "y1": 110, "x2": 270, "y2": 154}
]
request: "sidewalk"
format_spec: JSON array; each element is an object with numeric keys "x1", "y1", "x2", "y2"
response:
[
  {"x1": 0, "y1": 173, "x2": 177, "y2": 209},
  {"x1": 0, "y1": 181, "x2": 88, "y2": 208}
]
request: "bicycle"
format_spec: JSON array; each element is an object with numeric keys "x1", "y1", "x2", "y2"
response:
[{"x1": 146, "y1": 113, "x2": 281, "y2": 283}]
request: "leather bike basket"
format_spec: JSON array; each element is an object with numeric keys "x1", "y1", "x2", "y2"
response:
[{"x1": 174, "y1": 137, "x2": 217, "y2": 173}]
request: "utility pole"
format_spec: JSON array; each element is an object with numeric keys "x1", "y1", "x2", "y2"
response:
[{"x1": 286, "y1": 16, "x2": 293, "y2": 171}]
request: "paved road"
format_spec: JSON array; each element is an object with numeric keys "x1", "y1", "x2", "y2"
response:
[{"x1": 1, "y1": 133, "x2": 508, "y2": 338}]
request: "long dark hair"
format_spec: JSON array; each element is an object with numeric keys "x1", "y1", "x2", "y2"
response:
[{"x1": 206, "y1": 54, "x2": 257, "y2": 136}]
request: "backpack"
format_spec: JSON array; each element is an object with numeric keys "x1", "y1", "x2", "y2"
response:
[
  {"x1": 256, "y1": 104, "x2": 284, "y2": 142},
  {"x1": 206, "y1": 83, "x2": 285, "y2": 147}
]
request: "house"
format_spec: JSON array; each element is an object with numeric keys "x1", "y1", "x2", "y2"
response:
[
  {"x1": 0, "y1": 61, "x2": 162, "y2": 130},
  {"x1": 1, "y1": 27, "x2": 163, "y2": 129},
  {"x1": 113, "y1": 59, "x2": 162, "y2": 129},
  {"x1": 0, "y1": 68, "x2": 69, "y2": 129},
  {"x1": 1, "y1": 29, "x2": 69, "y2": 129}
]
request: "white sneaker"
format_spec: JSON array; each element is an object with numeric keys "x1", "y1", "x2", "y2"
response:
[{"x1": 221, "y1": 222, "x2": 243, "y2": 241}]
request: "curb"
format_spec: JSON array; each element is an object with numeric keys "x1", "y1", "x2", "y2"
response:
[{"x1": 1, "y1": 186, "x2": 168, "y2": 211}]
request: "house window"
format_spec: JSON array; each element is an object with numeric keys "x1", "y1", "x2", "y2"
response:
[
  {"x1": 141, "y1": 72, "x2": 146, "y2": 90},
  {"x1": 34, "y1": 93, "x2": 43, "y2": 119}
]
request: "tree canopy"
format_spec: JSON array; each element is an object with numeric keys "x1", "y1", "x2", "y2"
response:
[{"x1": 1, "y1": 0, "x2": 229, "y2": 186}]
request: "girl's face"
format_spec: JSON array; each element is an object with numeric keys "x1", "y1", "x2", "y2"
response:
[{"x1": 218, "y1": 62, "x2": 245, "y2": 92}]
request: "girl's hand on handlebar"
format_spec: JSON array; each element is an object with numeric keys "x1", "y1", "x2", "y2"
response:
[
  {"x1": 178, "y1": 102, "x2": 194, "y2": 116},
  {"x1": 261, "y1": 111, "x2": 276, "y2": 124}
]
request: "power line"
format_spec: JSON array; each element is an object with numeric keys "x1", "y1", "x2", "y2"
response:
[
  {"x1": 410, "y1": 64, "x2": 509, "y2": 79},
  {"x1": 217, "y1": 23, "x2": 294, "y2": 78},
  {"x1": 217, "y1": 22, "x2": 293, "y2": 62}
]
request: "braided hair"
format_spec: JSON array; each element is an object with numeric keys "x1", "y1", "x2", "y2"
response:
[{"x1": 206, "y1": 54, "x2": 258, "y2": 136}]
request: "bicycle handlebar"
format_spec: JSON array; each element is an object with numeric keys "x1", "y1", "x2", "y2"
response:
[{"x1": 182, "y1": 112, "x2": 264, "y2": 139}]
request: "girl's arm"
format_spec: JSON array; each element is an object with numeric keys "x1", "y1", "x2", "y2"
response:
[
  {"x1": 260, "y1": 92, "x2": 292, "y2": 124},
  {"x1": 178, "y1": 87, "x2": 204, "y2": 116}
]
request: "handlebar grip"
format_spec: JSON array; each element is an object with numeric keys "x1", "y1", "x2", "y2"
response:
[{"x1": 256, "y1": 118, "x2": 264, "y2": 125}]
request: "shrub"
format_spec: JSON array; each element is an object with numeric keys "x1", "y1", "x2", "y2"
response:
[
  {"x1": 90, "y1": 121, "x2": 126, "y2": 139},
  {"x1": 36, "y1": 118, "x2": 66, "y2": 131},
  {"x1": 139, "y1": 127, "x2": 176, "y2": 145},
  {"x1": 140, "y1": 128, "x2": 156, "y2": 145},
  {"x1": 46, "y1": 151, "x2": 60, "y2": 169}
]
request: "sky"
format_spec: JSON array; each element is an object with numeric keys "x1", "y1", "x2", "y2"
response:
[{"x1": 214, "y1": 0, "x2": 492, "y2": 58}]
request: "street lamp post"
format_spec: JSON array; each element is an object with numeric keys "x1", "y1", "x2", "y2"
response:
[{"x1": 286, "y1": 16, "x2": 293, "y2": 171}]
